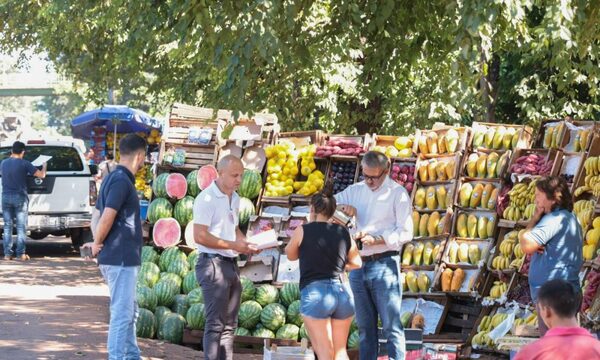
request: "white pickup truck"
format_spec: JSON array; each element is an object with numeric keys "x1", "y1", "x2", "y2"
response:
[{"x1": 0, "y1": 139, "x2": 97, "y2": 248}]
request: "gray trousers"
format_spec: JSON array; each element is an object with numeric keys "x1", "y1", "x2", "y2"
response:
[{"x1": 196, "y1": 255, "x2": 242, "y2": 360}]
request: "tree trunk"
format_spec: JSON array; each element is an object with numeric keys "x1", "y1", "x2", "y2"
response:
[
  {"x1": 351, "y1": 96, "x2": 384, "y2": 134},
  {"x1": 481, "y1": 53, "x2": 501, "y2": 123}
]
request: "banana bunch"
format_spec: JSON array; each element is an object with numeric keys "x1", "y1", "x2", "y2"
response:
[
  {"x1": 488, "y1": 281, "x2": 508, "y2": 299},
  {"x1": 574, "y1": 128, "x2": 592, "y2": 152},
  {"x1": 574, "y1": 156, "x2": 600, "y2": 197},
  {"x1": 502, "y1": 180, "x2": 537, "y2": 221},
  {"x1": 492, "y1": 255, "x2": 511, "y2": 270},
  {"x1": 522, "y1": 204, "x2": 536, "y2": 220},
  {"x1": 574, "y1": 200, "x2": 595, "y2": 230},
  {"x1": 513, "y1": 240, "x2": 525, "y2": 258},
  {"x1": 473, "y1": 313, "x2": 510, "y2": 347},
  {"x1": 509, "y1": 257, "x2": 524, "y2": 269},
  {"x1": 471, "y1": 331, "x2": 494, "y2": 348},
  {"x1": 499, "y1": 237, "x2": 517, "y2": 257}
]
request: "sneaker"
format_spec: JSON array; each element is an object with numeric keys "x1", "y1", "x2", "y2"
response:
[
  {"x1": 3, "y1": 256, "x2": 11, "y2": 260},
  {"x1": 17, "y1": 254, "x2": 30, "y2": 261}
]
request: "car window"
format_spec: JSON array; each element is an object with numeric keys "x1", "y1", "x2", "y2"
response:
[{"x1": 0, "y1": 146, "x2": 84, "y2": 171}]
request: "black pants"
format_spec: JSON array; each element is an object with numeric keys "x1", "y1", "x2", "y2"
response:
[{"x1": 196, "y1": 256, "x2": 242, "y2": 360}]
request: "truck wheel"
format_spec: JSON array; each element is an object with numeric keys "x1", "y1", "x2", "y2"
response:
[
  {"x1": 71, "y1": 228, "x2": 92, "y2": 249},
  {"x1": 28, "y1": 231, "x2": 48, "y2": 240}
]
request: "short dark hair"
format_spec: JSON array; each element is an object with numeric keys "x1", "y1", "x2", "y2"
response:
[
  {"x1": 12, "y1": 141, "x2": 25, "y2": 154},
  {"x1": 535, "y1": 176, "x2": 573, "y2": 212},
  {"x1": 119, "y1": 134, "x2": 147, "y2": 156},
  {"x1": 311, "y1": 181, "x2": 336, "y2": 218},
  {"x1": 537, "y1": 279, "x2": 582, "y2": 318}
]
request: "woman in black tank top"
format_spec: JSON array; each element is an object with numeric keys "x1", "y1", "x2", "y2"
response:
[{"x1": 285, "y1": 182, "x2": 362, "y2": 360}]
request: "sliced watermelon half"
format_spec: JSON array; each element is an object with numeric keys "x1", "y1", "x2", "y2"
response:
[
  {"x1": 153, "y1": 218, "x2": 182, "y2": 248},
  {"x1": 197, "y1": 165, "x2": 218, "y2": 190},
  {"x1": 166, "y1": 173, "x2": 188, "y2": 200}
]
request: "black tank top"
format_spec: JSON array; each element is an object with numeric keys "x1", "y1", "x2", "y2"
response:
[{"x1": 299, "y1": 222, "x2": 351, "y2": 290}]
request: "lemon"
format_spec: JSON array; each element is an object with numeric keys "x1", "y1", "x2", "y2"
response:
[
  {"x1": 290, "y1": 166, "x2": 299, "y2": 175},
  {"x1": 301, "y1": 166, "x2": 312, "y2": 176},
  {"x1": 271, "y1": 173, "x2": 280, "y2": 180},
  {"x1": 277, "y1": 151, "x2": 287, "y2": 159},
  {"x1": 267, "y1": 159, "x2": 276, "y2": 168},
  {"x1": 265, "y1": 148, "x2": 274, "y2": 158},
  {"x1": 277, "y1": 158, "x2": 286, "y2": 166},
  {"x1": 285, "y1": 179, "x2": 294, "y2": 187},
  {"x1": 285, "y1": 185, "x2": 294, "y2": 193},
  {"x1": 282, "y1": 167, "x2": 290, "y2": 175},
  {"x1": 309, "y1": 162, "x2": 316, "y2": 171}
]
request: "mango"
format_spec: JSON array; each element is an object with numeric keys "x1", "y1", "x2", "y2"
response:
[
  {"x1": 428, "y1": 211, "x2": 441, "y2": 237},
  {"x1": 419, "y1": 214, "x2": 429, "y2": 237},
  {"x1": 415, "y1": 187, "x2": 426, "y2": 208},
  {"x1": 423, "y1": 242, "x2": 434, "y2": 265},
  {"x1": 448, "y1": 241, "x2": 459, "y2": 263},
  {"x1": 418, "y1": 136, "x2": 429, "y2": 154},
  {"x1": 427, "y1": 160, "x2": 437, "y2": 181},
  {"x1": 418, "y1": 164, "x2": 429, "y2": 182},
  {"x1": 436, "y1": 186, "x2": 447, "y2": 209},
  {"x1": 412, "y1": 211, "x2": 420, "y2": 237},
  {"x1": 468, "y1": 244, "x2": 481, "y2": 264},
  {"x1": 458, "y1": 243, "x2": 469, "y2": 263},
  {"x1": 477, "y1": 216, "x2": 489, "y2": 239},
  {"x1": 431, "y1": 243, "x2": 441, "y2": 262},
  {"x1": 456, "y1": 214, "x2": 468, "y2": 237},
  {"x1": 459, "y1": 183, "x2": 473, "y2": 207},
  {"x1": 503, "y1": 128, "x2": 516, "y2": 149},
  {"x1": 445, "y1": 128, "x2": 460, "y2": 153},
  {"x1": 413, "y1": 242, "x2": 425, "y2": 266},
  {"x1": 486, "y1": 215, "x2": 496, "y2": 237},
  {"x1": 476, "y1": 154, "x2": 488, "y2": 177},
  {"x1": 426, "y1": 132, "x2": 438, "y2": 154},
  {"x1": 426, "y1": 186, "x2": 437, "y2": 210},
  {"x1": 436, "y1": 162, "x2": 447, "y2": 181},
  {"x1": 406, "y1": 271, "x2": 419, "y2": 293},
  {"x1": 492, "y1": 126, "x2": 506, "y2": 149},
  {"x1": 484, "y1": 128, "x2": 496, "y2": 149},
  {"x1": 512, "y1": 129, "x2": 521, "y2": 149},
  {"x1": 487, "y1": 188, "x2": 498, "y2": 209},
  {"x1": 481, "y1": 183, "x2": 494, "y2": 209},
  {"x1": 417, "y1": 273, "x2": 430, "y2": 292},
  {"x1": 445, "y1": 160, "x2": 456, "y2": 179},
  {"x1": 402, "y1": 243, "x2": 415, "y2": 265},
  {"x1": 437, "y1": 135, "x2": 447, "y2": 154},
  {"x1": 469, "y1": 183, "x2": 484, "y2": 208},
  {"x1": 467, "y1": 214, "x2": 478, "y2": 238},
  {"x1": 466, "y1": 154, "x2": 478, "y2": 177},
  {"x1": 486, "y1": 152, "x2": 499, "y2": 178}
]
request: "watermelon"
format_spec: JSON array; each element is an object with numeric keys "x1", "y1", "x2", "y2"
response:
[
  {"x1": 187, "y1": 287, "x2": 205, "y2": 306},
  {"x1": 347, "y1": 330, "x2": 360, "y2": 349},
  {"x1": 186, "y1": 170, "x2": 201, "y2": 197},
  {"x1": 171, "y1": 294, "x2": 189, "y2": 318},
  {"x1": 167, "y1": 258, "x2": 189, "y2": 279},
  {"x1": 153, "y1": 218, "x2": 181, "y2": 248},
  {"x1": 141, "y1": 246, "x2": 160, "y2": 264},
  {"x1": 154, "y1": 306, "x2": 172, "y2": 326},
  {"x1": 136, "y1": 308, "x2": 157, "y2": 339},
  {"x1": 138, "y1": 262, "x2": 161, "y2": 288},
  {"x1": 350, "y1": 317, "x2": 358, "y2": 333},
  {"x1": 187, "y1": 250, "x2": 199, "y2": 269},
  {"x1": 152, "y1": 173, "x2": 169, "y2": 198},
  {"x1": 148, "y1": 198, "x2": 173, "y2": 224},
  {"x1": 299, "y1": 323, "x2": 309, "y2": 340},
  {"x1": 184, "y1": 221, "x2": 195, "y2": 248},
  {"x1": 238, "y1": 197, "x2": 255, "y2": 226},
  {"x1": 159, "y1": 247, "x2": 187, "y2": 272},
  {"x1": 255, "y1": 284, "x2": 279, "y2": 307},
  {"x1": 276, "y1": 324, "x2": 300, "y2": 341},
  {"x1": 136, "y1": 286, "x2": 158, "y2": 312},
  {"x1": 161, "y1": 313, "x2": 186, "y2": 344},
  {"x1": 260, "y1": 303, "x2": 286, "y2": 331},
  {"x1": 166, "y1": 173, "x2": 188, "y2": 200},
  {"x1": 174, "y1": 196, "x2": 194, "y2": 227},
  {"x1": 286, "y1": 300, "x2": 302, "y2": 327},
  {"x1": 238, "y1": 300, "x2": 262, "y2": 329},
  {"x1": 159, "y1": 273, "x2": 183, "y2": 290},
  {"x1": 197, "y1": 165, "x2": 218, "y2": 190},
  {"x1": 252, "y1": 327, "x2": 275, "y2": 339},
  {"x1": 186, "y1": 303, "x2": 206, "y2": 330},
  {"x1": 238, "y1": 169, "x2": 262, "y2": 199},
  {"x1": 182, "y1": 271, "x2": 199, "y2": 294},
  {"x1": 235, "y1": 327, "x2": 251, "y2": 336},
  {"x1": 240, "y1": 277, "x2": 256, "y2": 302},
  {"x1": 154, "y1": 280, "x2": 179, "y2": 307},
  {"x1": 279, "y1": 282, "x2": 300, "y2": 307}
]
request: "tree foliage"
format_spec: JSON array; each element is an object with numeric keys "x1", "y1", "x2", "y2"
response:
[{"x1": 2, "y1": 1, "x2": 600, "y2": 133}]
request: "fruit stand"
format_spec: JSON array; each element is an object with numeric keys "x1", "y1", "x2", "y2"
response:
[{"x1": 137, "y1": 107, "x2": 600, "y2": 358}]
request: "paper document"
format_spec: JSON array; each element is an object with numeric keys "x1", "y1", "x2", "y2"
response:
[
  {"x1": 31, "y1": 155, "x2": 52, "y2": 167},
  {"x1": 247, "y1": 229, "x2": 280, "y2": 250}
]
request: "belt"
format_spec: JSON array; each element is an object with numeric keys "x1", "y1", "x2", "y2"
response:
[
  {"x1": 200, "y1": 253, "x2": 237, "y2": 262},
  {"x1": 361, "y1": 250, "x2": 398, "y2": 263}
]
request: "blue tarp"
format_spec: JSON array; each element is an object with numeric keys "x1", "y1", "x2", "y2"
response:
[{"x1": 70, "y1": 105, "x2": 161, "y2": 139}]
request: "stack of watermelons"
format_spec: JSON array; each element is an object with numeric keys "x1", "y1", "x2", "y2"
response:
[{"x1": 237, "y1": 169, "x2": 261, "y2": 226}]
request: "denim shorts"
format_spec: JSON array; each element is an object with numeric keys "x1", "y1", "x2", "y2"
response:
[{"x1": 300, "y1": 278, "x2": 355, "y2": 320}]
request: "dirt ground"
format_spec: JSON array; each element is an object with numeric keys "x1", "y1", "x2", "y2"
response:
[{"x1": 0, "y1": 237, "x2": 262, "y2": 360}]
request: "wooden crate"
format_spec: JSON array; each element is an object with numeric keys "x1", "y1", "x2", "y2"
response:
[
  {"x1": 413, "y1": 211, "x2": 454, "y2": 241},
  {"x1": 469, "y1": 122, "x2": 533, "y2": 152},
  {"x1": 402, "y1": 293, "x2": 450, "y2": 335},
  {"x1": 479, "y1": 271, "x2": 517, "y2": 306},
  {"x1": 507, "y1": 148, "x2": 563, "y2": 178},
  {"x1": 413, "y1": 181, "x2": 458, "y2": 213},
  {"x1": 450, "y1": 209, "x2": 498, "y2": 242},
  {"x1": 400, "y1": 267, "x2": 438, "y2": 294},
  {"x1": 533, "y1": 119, "x2": 569, "y2": 149},
  {"x1": 460, "y1": 149, "x2": 513, "y2": 180},
  {"x1": 440, "y1": 237, "x2": 493, "y2": 268},
  {"x1": 432, "y1": 263, "x2": 485, "y2": 296},
  {"x1": 414, "y1": 127, "x2": 470, "y2": 157},
  {"x1": 370, "y1": 134, "x2": 417, "y2": 160},
  {"x1": 256, "y1": 196, "x2": 291, "y2": 217},
  {"x1": 439, "y1": 295, "x2": 485, "y2": 342},
  {"x1": 328, "y1": 156, "x2": 360, "y2": 195},
  {"x1": 325, "y1": 133, "x2": 372, "y2": 150},
  {"x1": 573, "y1": 133, "x2": 600, "y2": 202},
  {"x1": 390, "y1": 158, "x2": 418, "y2": 194},
  {"x1": 415, "y1": 153, "x2": 462, "y2": 184},
  {"x1": 562, "y1": 119, "x2": 596, "y2": 153},
  {"x1": 276, "y1": 130, "x2": 324, "y2": 148},
  {"x1": 453, "y1": 178, "x2": 502, "y2": 211},
  {"x1": 560, "y1": 152, "x2": 586, "y2": 192},
  {"x1": 400, "y1": 237, "x2": 448, "y2": 271}
]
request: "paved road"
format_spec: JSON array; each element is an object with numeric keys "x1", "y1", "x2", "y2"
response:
[{"x1": 0, "y1": 237, "x2": 261, "y2": 360}]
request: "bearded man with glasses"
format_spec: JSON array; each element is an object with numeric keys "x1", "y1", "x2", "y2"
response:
[{"x1": 335, "y1": 151, "x2": 414, "y2": 360}]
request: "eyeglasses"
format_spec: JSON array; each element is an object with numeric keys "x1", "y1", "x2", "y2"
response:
[{"x1": 362, "y1": 169, "x2": 386, "y2": 182}]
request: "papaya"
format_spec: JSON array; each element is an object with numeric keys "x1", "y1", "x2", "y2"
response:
[
  {"x1": 466, "y1": 154, "x2": 478, "y2": 177},
  {"x1": 456, "y1": 213, "x2": 468, "y2": 238},
  {"x1": 503, "y1": 128, "x2": 516, "y2": 149},
  {"x1": 512, "y1": 129, "x2": 521, "y2": 149},
  {"x1": 459, "y1": 183, "x2": 473, "y2": 207},
  {"x1": 496, "y1": 152, "x2": 509, "y2": 177},
  {"x1": 414, "y1": 187, "x2": 426, "y2": 209},
  {"x1": 486, "y1": 152, "x2": 499, "y2": 178},
  {"x1": 427, "y1": 160, "x2": 437, "y2": 181},
  {"x1": 487, "y1": 188, "x2": 498, "y2": 209},
  {"x1": 445, "y1": 128, "x2": 460, "y2": 153},
  {"x1": 436, "y1": 214, "x2": 446, "y2": 235},
  {"x1": 436, "y1": 162, "x2": 447, "y2": 181},
  {"x1": 476, "y1": 154, "x2": 488, "y2": 177},
  {"x1": 423, "y1": 242, "x2": 434, "y2": 265},
  {"x1": 402, "y1": 243, "x2": 415, "y2": 266},
  {"x1": 484, "y1": 128, "x2": 496, "y2": 149},
  {"x1": 441, "y1": 268, "x2": 453, "y2": 291},
  {"x1": 401, "y1": 273, "x2": 408, "y2": 291},
  {"x1": 445, "y1": 189, "x2": 454, "y2": 211},
  {"x1": 417, "y1": 273, "x2": 430, "y2": 292},
  {"x1": 445, "y1": 160, "x2": 456, "y2": 179},
  {"x1": 412, "y1": 211, "x2": 420, "y2": 237},
  {"x1": 469, "y1": 183, "x2": 484, "y2": 208},
  {"x1": 418, "y1": 164, "x2": 428, "y2": 182},
  {"x1": 426, "y1": 186, "x2": 437, "y2": 210},
  {"x1": 486, "y1": 215, "x2": 496, "y2": 237},
  {"x1": 419, "y1": 214, "x2": 429, "y2": 237},
  {"x1": 472, "y1": 130, "x2": 484, "y2": 148},
  {"x1": 418, "y1": 136, "x2": 429, "y2": 154},
  {"x1": 436, "y1": 186, "x2": 447, "y2": 209},
  {"x1": 428, "y1": 211, "x2": 441, "y2": 237},
  {"x1": 450, "y1": 268, "x2": 465, "y2": 291},
  {"x1": 406, "y1": 271, "x2": 419, "y2": 293},
  {"x1": 458, "y1": 243, "x2": 469, "y2": 263},
  {"x1": 437, "y1": 135, "x2": 447, "y2": 154},
  {"x1": 426, "y1": 132, "x2": 439, "y2": 154},
  {"x1": 468, "y1": 244, "x2": 481, "y2": 264},
  {"x1": 481, "y1": 183, "x2": 494, "y2": 209},
  {"x1": 448, "y1": 241, "x2": 459, "y2": 263},
  {"x1": 477, "y1": 216, "x2": 489, "y2": 239},
  {"x1": 431, "y1": 243, "x2": 441, "y2": 262},
  {"x1": 467, "y1": 214, "x2": 478, "y2": 238},
  {"x1": 492, "y1": 126, "x2": 506, "y2": 149},
  {"x1": 544, "y1": 126, "x2": 554, "y2": 148},
  {"x1": 412, "y1": 242, "x2": 425, "y2": 266}
]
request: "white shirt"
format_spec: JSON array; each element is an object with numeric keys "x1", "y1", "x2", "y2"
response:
[
  {"x1": 193, "y1": 181, "x2": 240, "y2": 258},
  {"x1": 335, "y1": 177, "x2": 413, "y2": 256}
]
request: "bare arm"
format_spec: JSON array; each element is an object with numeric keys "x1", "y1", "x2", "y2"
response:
[
  {"x1": 94, "y1": 207, "x2": 118, "y2": 245},
  {"x1": 345, "y1": 237, "x2": 362, "y2": 271},
  {"x1": 285, "y1": 226, "x2": 303, "y2": 261},
  {"x1": 33, "y1": 163, "x2": 47, "y2": 178}
]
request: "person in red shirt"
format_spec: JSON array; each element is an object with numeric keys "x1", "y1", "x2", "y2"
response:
[{"x1": 515, "y1": 279, "x2": 600, "y2": 360}]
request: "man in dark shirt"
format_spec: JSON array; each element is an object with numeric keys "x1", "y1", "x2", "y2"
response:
[
  {"x1": 1, "y1": 141, "x2": 46, "y2": 260},
  {"x1": 83, "y1": 134, "x2": 146, "y2": 360}
]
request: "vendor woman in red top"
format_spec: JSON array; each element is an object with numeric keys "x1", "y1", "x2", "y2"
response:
[{"x1": 514, "y1": 279, "x2": 600, "y2": 360}]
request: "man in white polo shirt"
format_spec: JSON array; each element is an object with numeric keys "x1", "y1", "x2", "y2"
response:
[
  {"x1": 336, "y1": 151, "x2": 413, "y2": 360},
  {"x1": 193, "y1": 155, "x2": 258, "y2": 360}
]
